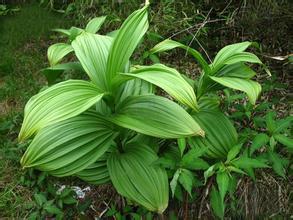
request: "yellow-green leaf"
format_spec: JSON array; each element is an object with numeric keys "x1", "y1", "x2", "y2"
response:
[{"x1": 19, "y1": 80, "x2": 104, "y2": 141}]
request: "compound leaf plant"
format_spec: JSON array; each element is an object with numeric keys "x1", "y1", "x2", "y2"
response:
[{"x1": 18, "y1": 1, "x2": 279, "y2": 217}]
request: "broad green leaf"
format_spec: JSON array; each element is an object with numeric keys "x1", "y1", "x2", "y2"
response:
[
  {"x1": 217, "y1": 62, "x2": 256, "y2": 79},
  {"x1": 85, "y1": 16, "x2": 106, "y2": 33},
  {"x1": 115, "y1": 78, "x2": 154, "y2": 104},
  {"x1": 226, "y1": 144, "x2": 242, "y2": 162},
  {"x1": 111, "y1": 95, "x2": 204, "y2": 139},
  {"x1": 210, "y1": 186, "x2": 225, "y2": 219},
  {"x1": 19, "y1": 80, "x2": 104, "y2": 141},
  {"x1": 216, "y1": 172, "x2": 230, "y2": 201},
  {"x1": 41, "y1": 62, "x2": 83, "y2": 85},
  {"x1": 47, "y1": 43, "x2": 73, "y2": 66},
  {"x1": 180, "y1": 149, "x2": 209, "y2": 170},
  {"x1": 249, "y1": 133, "x2": 270, "y2": 156},
  {"x1": 209, "y1": 76, "x2": 261, "y2": 105},
  {"x1": 123, "y1": 64, "x2": 198, "y2": 110},
  {"x1": 21, "y1": 112, "x2": 114, "y2": 177},
  {"x1": 170, "y1": 169, "x2": 181, "y2": 197},
  {"x1": 223, "y1": 52, "x2": 262, "y2": 65},
  {"x1": 72, "y1": 32, "x2": 112, "y2": 90},
  {"x1": 76, "y1": 157, "x2": 110, "y2": 185},
  {"x1": 107, "y1": 5, "x2": 149, "y2": 82},
  {"x1": 232, "y1": 157, "x2": 269, "y2": 169},
  {"x1": 149, "y1": 39, "x2": 210, "y2": 74},
  {"x1": 178, "y1": 169, "x2": 194, "y2": 197},
  {"x1": 212, "y1": 42, "x2": 252, "y2": 68},
  {"x1": 108, "y1": 144, "x2": 169, "y2": 213},
  {"x1": 274, "y1": 134, "x2": 293, "y2": 150},
  {"x1": 191, "y1": 111, "x2": 238, "y2": 159}
]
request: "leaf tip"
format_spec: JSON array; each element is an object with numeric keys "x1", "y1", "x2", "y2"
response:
[{"x1": 198, "y1": 129, "x2": 205, "y2": 137}]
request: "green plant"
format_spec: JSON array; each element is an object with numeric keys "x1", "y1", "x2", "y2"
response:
[
  {"x1": 18, "y1": 1, "x2": 204, "y2": 214},
  {"x1": 248, "y1": 112, "x2": 292, "y2": 178},
  {"x1": 17, "y1": 1, "x2": 289, "y2": 218},
  {"x1": 27, "y1": 186, "x2": 76, "y2": 220}
]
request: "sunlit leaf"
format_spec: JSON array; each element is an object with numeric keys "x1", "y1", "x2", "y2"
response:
[
  {"x1": 111, "y1": 95, "x2": 204, "y2": 139},
  {"x1": 149, "y1": 39, "x2": 210, "y2": 74},
  {"x1": 107, "y1": 5, "x2": 149, "y2": 82},
  {"x1": 212, "y1": 42, "x2": 252, "y2": 69},
  {"x1": 72, "y1": 32, "x2": 112, "y2": 90},
  {"x1": 19, "y1": 80, "x2": 104, "y2": 141},
  {"x1": 85, "y1": 16, "x2": 106, "y2": 33},
  {"x1": 123, "y1": 64, "x2": 198, "y2": 110},
  {"x1": 47, "y1": 43, "x2": 73, "y2": 66},
  {"x1": 21, "y1": 112, "x2": 114, "y2": 177},
  {"x1": 209, "y1": 76, "x2": 261, "y2": 105}
]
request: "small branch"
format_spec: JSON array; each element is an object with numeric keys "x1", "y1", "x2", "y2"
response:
[
  {"x1": 198, "y1": 177, "x2": 213, "y2": 219},
  {"x1": 169, "y1": 18, "x2": 226, "y2": 39},
  {"x1": 185, "y1": 8, "x2": 213, "y2": 56}
]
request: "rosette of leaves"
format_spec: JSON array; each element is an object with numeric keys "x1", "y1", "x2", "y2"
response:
[
  {"x1": 18, "y1": 2, "x2": 205, "y2": 214},
  {"x1": 149, "y1": 38, "x2": 270, "y2": 160}
]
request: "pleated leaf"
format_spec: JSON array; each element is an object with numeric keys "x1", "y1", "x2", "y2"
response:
[
  {"x1": 190, "y1": 111, "x2": 238, "y2": 159},
  {"x1": 47, "y1": 43, "x2": 73, "y2": 66},
  {"x1": 107, "y1": 5, "x2": 149, "y2": 82},
  {"x1": 212, "y1": 42, "x2": 252, "y2": 68},
  {"x1": 21, "y1": 112, "x2": 114, "y2": 177},
  {"x1": 209, "y1": 76, "x2": 261, "y2": 105},
  {"x1": 76, "y1": 153, "x2": 110, "y2": 185},
  {"x1": 85, "y1": 16, "x2": 106, "y2": 34},
  {"x1": 19, "y1": 80, "x2": 104, "y2": 141},
  {"x1": 217, "y1": 62, "x2": 256, "y2": 79},
  {"x1": 72, "y1": 32, "x2": 112, "y2": 90},
  {"x1": 122, "y1": 64, "x2": 198, "y2": 110},
  {"x1": 107, "y1": 144, "x2": 169, "y2": 213},
  {"x1": 223, "y1": 52, "x2": 262, "y2": 65},
  {"x1": 149, "y1": 39, "x2": 210, "y2": 74},
  {"x1": 111, "y1": 95, "x2": 204, "y2": 139},
  {"x1": 115, "y1": 78, "x2": 154, "y2": 104}
]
